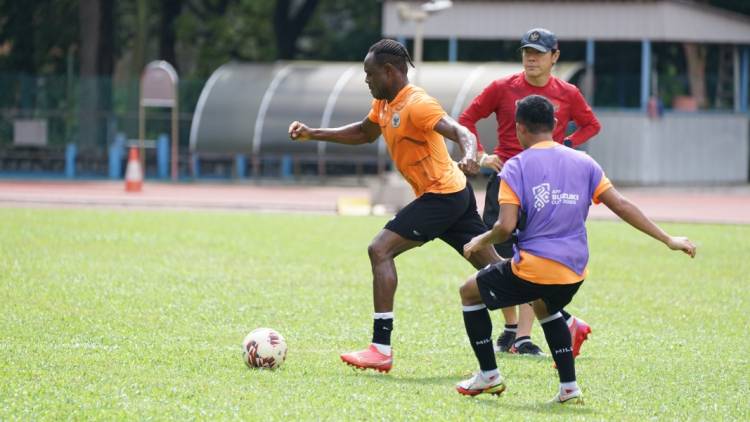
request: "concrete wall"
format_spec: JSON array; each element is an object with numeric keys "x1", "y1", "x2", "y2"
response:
[{"x1": 587, "y1": 112, "x2": 749, "y2": 184}]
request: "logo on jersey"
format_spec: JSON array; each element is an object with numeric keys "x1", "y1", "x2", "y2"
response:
[
  {"x1": 533, "y1": 183, "x2": 580, "y2": 210},
  {"x1": 532, "y1": 183, "x2": 550, "y2": 210},
  {"x1": 391, "y1": 112, "x2": 401, "y2": 128},
  {"x1": 551, "y1": 189, "x2": 580, "y2": 205},
  {"x1": 530, "y1": 31, "x2": 540, "y2": 42}
]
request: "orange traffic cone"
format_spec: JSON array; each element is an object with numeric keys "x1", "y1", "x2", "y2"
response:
[{"x1": 125, "y1": 147, "x2": 143, "y2": 192}]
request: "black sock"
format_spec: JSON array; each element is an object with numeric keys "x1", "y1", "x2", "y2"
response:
[
  {"x1": 372, "y1": 318, "x2": 393, "y2": 345},
  {"x1": 541, "y1": 314, "x2": 575, "y2": 383},
  {"x1": 463, "y1": 306, "x2": 497, "y2": 371},
  {"x1": 504, "y1": 323, "x2": 518, "y2": 332},
  {"x1": 560, "y1": 309, "x2": 572, "y2": 322}
]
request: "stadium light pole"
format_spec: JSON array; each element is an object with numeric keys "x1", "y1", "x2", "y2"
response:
[{"x1": 396, "y1": 1, "x2": 453, "y2": 85}]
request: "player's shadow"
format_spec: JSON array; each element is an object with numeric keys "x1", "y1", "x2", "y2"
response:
[
  {"x1": 473, "y1": 399, "x2": 597, "y2": 415},
  {"x1": 346, "y1": 371, "x2": 458, "y2": 386}
]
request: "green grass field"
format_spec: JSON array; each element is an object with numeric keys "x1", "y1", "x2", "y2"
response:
[{"x1": 1, "y1": 208, "x2": 748, "y2": 420}]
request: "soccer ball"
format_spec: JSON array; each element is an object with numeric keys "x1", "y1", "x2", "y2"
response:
[{"x1": 242, "y1": 328, "x2": 287, "y2": 369}]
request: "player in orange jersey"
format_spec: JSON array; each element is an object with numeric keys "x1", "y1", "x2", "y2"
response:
[{"x1": 289, "y1": 39, "x2": 500, "y2": 373}]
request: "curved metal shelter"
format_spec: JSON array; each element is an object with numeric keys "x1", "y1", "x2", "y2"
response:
[{"x1": 189, "y1": 61, "x2": 582, "y2": 165}]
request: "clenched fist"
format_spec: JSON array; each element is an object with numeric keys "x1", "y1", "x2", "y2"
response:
[{"x1": 288, "y1": 121, "x2": 312, "y2": 141}]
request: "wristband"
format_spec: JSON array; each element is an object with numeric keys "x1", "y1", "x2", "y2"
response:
[{"x1": 478, "y1": 153, "x2": 488, "y2": 167}]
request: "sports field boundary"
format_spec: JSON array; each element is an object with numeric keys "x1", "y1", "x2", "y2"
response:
[{"x1": 0, "y1": 180, "x2": 748, "y2": 224}]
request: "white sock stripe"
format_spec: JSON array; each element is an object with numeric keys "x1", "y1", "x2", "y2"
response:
[
  {"x1": 462, "y1": 304, "x2": 487, "y2": 312},
  {"x1": 373, "y1": 312, "x2": 394, "y2": 319},
  {"x1": 539, "y1": 312, "x2": 564, "y2": 324},
  {"x1": 514, "y1": 338, "x2": 531, "y2": 346}
]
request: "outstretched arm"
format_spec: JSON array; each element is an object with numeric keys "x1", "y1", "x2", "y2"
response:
[
  {"x1": 288, "y1": 117, "x2": 381, "y2": 145},
  {"x1": 598, "y1": 187, "x2": 696, "y2": 257},
  {"x1": 434, "y1": 115, "x2": 480, "y2": 175}
]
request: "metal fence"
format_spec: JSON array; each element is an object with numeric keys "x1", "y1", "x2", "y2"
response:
[{"x1": 0, "y1": 73, "x2": 204, "y2": 177}]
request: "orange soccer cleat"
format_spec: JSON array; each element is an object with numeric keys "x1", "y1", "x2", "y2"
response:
[
  {"x1": 569, "y1": 317, "x2": 592, "y2": 358},
  {"x1": 340, "y1": 344, "x2": 393, "y2": 373}
]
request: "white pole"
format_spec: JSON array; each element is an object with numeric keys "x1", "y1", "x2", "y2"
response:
[{"x1": 414, "y1": 18, "x2": 424, "y2": 86}]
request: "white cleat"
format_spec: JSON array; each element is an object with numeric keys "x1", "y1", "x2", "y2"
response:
[
  {"x1": 456, "y1": 372, "x2": 506, "y2": 396},
  {"x1": 549, "y1": 388, "x2": 584, "y2": 405}
]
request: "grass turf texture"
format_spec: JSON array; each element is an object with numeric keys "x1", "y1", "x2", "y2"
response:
[{"x1": 1, "y1": 208, "x2": 748, "y2": 420}]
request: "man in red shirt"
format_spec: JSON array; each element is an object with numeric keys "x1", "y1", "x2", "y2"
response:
[{"x1": 459, "y1": 28, "x2": 601, "y2": 356}]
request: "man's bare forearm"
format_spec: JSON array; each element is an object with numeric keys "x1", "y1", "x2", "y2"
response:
[
  {"x1": 608, "y1": 197, "x2": 670, "y2": 244},
  {"x1": 601, "y1": 189, "x2": 670, "y2": 245},
  {"x1": 458, "y1": 126, "x2": 477, "y2": 159},
  {"x1": 435, "y1": 117, "x2": 477, "y2": 159},
  {"x1": 482, "y1": 221, "x2": 512, "y2": 246},
  {"x1": 309, "y1": 122, "x2": 375, "y2": 145}
]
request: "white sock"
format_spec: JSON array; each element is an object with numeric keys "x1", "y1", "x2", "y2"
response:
[
  {"x1": 560, "y1": 381, "x2": 579, "y2": 394},
  {"x1": 481, "y1": 368, "x2": 500, "y2": 381},
  {"x1": 372, "y1": 343, "x2": 391, "y2": 356}
]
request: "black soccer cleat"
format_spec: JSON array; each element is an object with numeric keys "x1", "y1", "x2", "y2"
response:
[
  {"x1": 495, "y1": 330, "x2": 516, "y2": 353},
  {"x1": 510, "y1": 341, "x2": 546, "y2": 357}
]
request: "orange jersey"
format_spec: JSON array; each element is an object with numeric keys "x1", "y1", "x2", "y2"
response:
[
  {"x1": 367, "y1": 84, "x2": 466, "y2": 197},
  {"x1": 498, "y1": 141, "x2": 613, "y2": 285}
]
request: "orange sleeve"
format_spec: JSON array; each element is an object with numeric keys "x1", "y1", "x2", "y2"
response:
[
  {"x1": 367, "y1": 99, "x2": 381, "y2": 125},
  {"x1": 410, "y1": 96, "x2": 447, "y2": 132},
  {"x1": 499, "y1": 180, "x2": 521, "y2": 205},
  {"x1": 592, "y1": 174, "x2": 613, "y2": 204}
]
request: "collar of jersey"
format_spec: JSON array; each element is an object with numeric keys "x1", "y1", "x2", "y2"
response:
[
  {"x1": 522, "y1": 73, "x2": 554, "y2": 89},
  {"x1": 529, "y1": 140, "x2": 557, "y2": 149},
  {"x1": 386, "y1": 84, "x2": 414, "y2": 107}
]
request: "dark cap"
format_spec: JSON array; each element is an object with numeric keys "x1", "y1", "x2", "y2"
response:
[{"x1": 520, "y1": 28, "x2": 558, "y2": 53}]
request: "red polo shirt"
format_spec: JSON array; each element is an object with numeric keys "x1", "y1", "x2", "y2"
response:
[{"x1": 459, "y1": 72, "x2": 601, "y2": 163}]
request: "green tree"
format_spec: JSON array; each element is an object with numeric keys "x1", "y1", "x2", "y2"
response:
[
  {"x1": 0, "y1": 0, "x2": 79, "y2": 112},
  {"x1": 273, "y1": 0, "x2": 319, "y2": 59},
  {"x1": 175, "y1": 0, "x2": 276, "y2": 78},
  {"x1": 296, "y1": 0, "x2": 381, "y2": 61},
  {"x1": 78, "y1": 0, "x2": 118, "y2": 148}
]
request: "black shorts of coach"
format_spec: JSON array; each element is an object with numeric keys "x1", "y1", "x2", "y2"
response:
[
  {"x1": 384, "y1": 183, "x2": 487, "y2": 254},
  {"x1": 483, "y1": 171, "x2": 515, "y2": 258},
  {"x1": 476, "y1": 259, "x2": 583, "y2": 315}
]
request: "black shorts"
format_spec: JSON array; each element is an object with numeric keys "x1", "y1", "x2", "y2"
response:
[
  {"x1": 476, "y1": 260, "x2": 583, "y2": 315},
  {"x1": 384, "y1": 184, "x2": 487, "y2": 254},
  {"x1": 482, "y1": 172, "x2": 514, "y2": 258}
]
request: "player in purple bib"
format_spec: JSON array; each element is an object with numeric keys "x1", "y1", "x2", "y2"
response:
[
  {"x1": 455, "y1": 95, "x2": 697, "y2": 403},
  {"x1": 500, "y1": 137, "x2": 601, "y2": 274}
]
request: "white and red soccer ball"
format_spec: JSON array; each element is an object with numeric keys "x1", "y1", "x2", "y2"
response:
[{"x1": 242, "y1": 328, "x2": 287, "y2": 369}]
